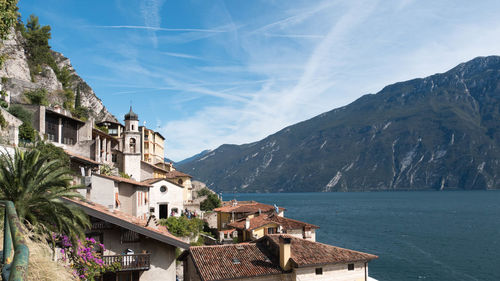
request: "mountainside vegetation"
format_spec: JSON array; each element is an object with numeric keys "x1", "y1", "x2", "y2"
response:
[{"x1": 179, "y1": 56, "x2": 500, "y2": 192}]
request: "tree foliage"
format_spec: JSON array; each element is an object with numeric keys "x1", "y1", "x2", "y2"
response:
[
  {"x1": 34, "y1": 141, "x2": 70, "y2": 166},
  {"x1": 159, "y1": 216, "x2": 205, "y2": 238},
  {"x1": 0, "y1": 0, "x2": 18, "y2": 40},
  {"x1": 200, "y1": 193, "x2": 221, "y2": 211},
  {"x1": 24, "y1": 88, "x2": 49, "y2": 105},
  {"x1": 0, "y1": 148, "x2": 89, "y2": 244},
  {"x1": 197, "y1": 187, "x2": 212, "y2": 197}
]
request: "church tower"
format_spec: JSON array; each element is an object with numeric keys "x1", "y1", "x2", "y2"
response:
[{"x1": 122, "y1": 107, "x2": 142, "y2": 180}]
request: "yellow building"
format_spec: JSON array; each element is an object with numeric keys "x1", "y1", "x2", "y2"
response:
[
  {"x1": 228, "y1": 213, "x2": 319, "y2": 242},
  {"x1": 140, "y1": 126, "x2": 165, "y2": 165}
]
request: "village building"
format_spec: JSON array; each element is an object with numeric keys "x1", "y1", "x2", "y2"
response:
[
  {"x1": 228, "y1": 213, "x2": 319, "y2": 242},
  {"x1": 179, "y1": 234, "x2": 378, "y2": 281},
  {"x1": 142, "y1": 178, "x2": 185, "y2": 219},
  {"x1": 214, "y1": 201, "x2": 285, "y2": 232},
  {"x1": 21, "y1": 104, "x2": 92, "y2": 147},
  {"x1": 97, "y1": 119, "x2": 125, "y2": 139},
  {"x1": 63, "y1": 198, "x2": 189, "y2": 281},
  {"x1": 121, "y1": 107, "x2": 142, "y2": 180},
  {"x1": 140, "y1": 126, "x2": 165, "y2": 164}
]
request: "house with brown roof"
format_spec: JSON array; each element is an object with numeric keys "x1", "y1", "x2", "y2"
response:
[
  {"x1": 63, "y1": 198, "x2": 189, "y2": 281},
  {"x1": 179, "y1": 234, "x2": 378, "y2": 281},
  {"x1": 228, "y1": 213, "x2": 319, "y2": 242},
  {"x1": 213, "y1": 200, "x2": 285, "y2": 235}
]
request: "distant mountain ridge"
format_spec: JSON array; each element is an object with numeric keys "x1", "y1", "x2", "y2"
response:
[{"x1": 178, "y1": 56, "x2": 500, "y2": 192}]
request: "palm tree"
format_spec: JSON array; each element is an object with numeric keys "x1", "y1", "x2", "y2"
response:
[{"x1": 0, "y1": 148, "x2": 89, "y2": 243}]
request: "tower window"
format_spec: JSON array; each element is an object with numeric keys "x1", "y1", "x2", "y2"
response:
[
  {"x1": 129, "y1": 138, "x2": 136, "y2": 153},
  {"x1": 131, "y1": 125, "x2": 134, "y2": 130}
]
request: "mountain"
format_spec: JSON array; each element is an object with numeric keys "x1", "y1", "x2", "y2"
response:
[
  {"x1": 0, "y1": 27, "x2": 117, "y2": 122},
  {"x1": 178, "y1": 56, "x2": 500, "y2": 193},
  {"x1": 175, "y1": 149, "x2": 212, "y2": 166}
]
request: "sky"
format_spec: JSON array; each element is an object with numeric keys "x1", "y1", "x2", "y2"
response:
[{"x1": 17, "y1": 0, "x2": 500, "y2": 161}]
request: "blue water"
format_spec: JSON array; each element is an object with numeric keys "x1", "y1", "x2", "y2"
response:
[{"x1": 223, "y1": 191, "x2": 500, "y2": 281}]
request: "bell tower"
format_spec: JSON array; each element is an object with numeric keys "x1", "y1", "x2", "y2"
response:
[{"x1": 122, "y1": 107, "x2": 141, "y2": 180}]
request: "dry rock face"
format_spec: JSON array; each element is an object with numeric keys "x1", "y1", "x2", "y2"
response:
[{"x1": 0, "y1": 28, "x2": 117, "y2": 122}]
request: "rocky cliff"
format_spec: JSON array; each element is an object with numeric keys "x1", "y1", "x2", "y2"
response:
[
  {"x1": 178, "y1": 56, "x2": 500, "y2": 192},
  {"x1": 0, "y1": 28, "x2": 117, "y2": 122}
]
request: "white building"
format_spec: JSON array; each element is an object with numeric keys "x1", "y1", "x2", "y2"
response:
[
  {"x1": 142, "y1": 178, "x2": 185, "y2": 220},
  {"x1": 63, "y1": 198, "x2": 189, "y2": 281}
]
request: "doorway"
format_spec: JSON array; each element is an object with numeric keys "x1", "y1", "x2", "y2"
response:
[{"x1": 159, "y1": 204, "x2": 168, "y2": 219}]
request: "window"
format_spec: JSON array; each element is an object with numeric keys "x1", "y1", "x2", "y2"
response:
[
  {"x1": 160, "y1": 185, "x2": 167, "y2": 192},
  {"x1": 178, "y1": 179, "x2": 183, "y2": 185},
  {"x1": 112, "y1": 154, "x2": 117, "y2": 163},
  {"x1": 348, "y1": 263, "x2": 355, "y2": 271},
  {"x1": 315, "y1": 268, "x2": 323, "y2": 275},
  {"x1": 129, "y1": 138, "x2": 136, "y2": 153}
]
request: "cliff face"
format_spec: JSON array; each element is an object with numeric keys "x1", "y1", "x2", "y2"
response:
[
  {"x1": 0, "y1": 28, "x2": 117, "y2": 122},
  {"x1": 178, "y1": 56, "x2": 500, "y2": 193}
]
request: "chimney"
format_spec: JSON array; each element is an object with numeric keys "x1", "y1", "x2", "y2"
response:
[
  {"x1": 245, "y1": 217, "x2": 250, "y2": 229},
  {"x1": 279, "y1": 236, "x2": 292, "y2": 271}
]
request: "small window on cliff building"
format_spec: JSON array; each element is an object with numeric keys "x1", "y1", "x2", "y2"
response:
[
  {"x1": 348, "y1": 263, "x2": 355, "y2": 271},
  {"x1": 315, "y1": 268, "x2": 323, "y2": 275},
  {"x1": 178, "y1": 179, "x2": 183, "y2": 185}
]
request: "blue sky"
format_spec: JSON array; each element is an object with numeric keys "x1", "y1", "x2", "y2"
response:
[{"x1": 17, "y1": 0, "x2": 500, "y2": 161}]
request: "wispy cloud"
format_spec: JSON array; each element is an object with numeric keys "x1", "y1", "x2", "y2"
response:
[
  {"x1": 140, "y1": 0, "x2": 165, "y2": 47},
  {"x1": 92, "y1": 25, "x2": 229, "y2": 33},
  {"x1": 162, "y1": 52, "x2": 203, "y2": 60}
]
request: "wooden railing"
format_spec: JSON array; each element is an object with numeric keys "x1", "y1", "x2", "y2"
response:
[{"x1": 102, "y1": 254, "x2": 151, "y2": 271}]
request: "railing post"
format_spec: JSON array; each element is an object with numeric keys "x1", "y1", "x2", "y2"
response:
[
  {"x1": 3, "y1": 210, "x2": 13, "y2": 264},
  {"x1": 1, "y1": 201, "x2": 29, "y2": 281}
]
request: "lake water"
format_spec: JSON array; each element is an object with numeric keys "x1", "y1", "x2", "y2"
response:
[{"x1": 223, "y1": 191, "x2": 500, "y2": 281}]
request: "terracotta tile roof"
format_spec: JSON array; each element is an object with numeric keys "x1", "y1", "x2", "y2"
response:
[
  {"x1": 180, "y1": 244, "x2": 283, "y2": 281},
  {"x1": 165, "y1": 170, "x2": 192, "y2": 178},
  {"x1": 228, "y1": 214, "x2": 319, "y2": 231},
  {"x1": 141, "y1": 161, "x2": 169, "y2": 172},
  {"x1": 214, "y1": 202, "x2": 285, "y2": 214},
  {"x1": 62, "y1": 197, "x2": 189, "y2": 249},
  {"x1": 264, "y1": 235, "x2": 378, "y2": 267},
  {"x1": 141, "y1": 178, "x2": 165, "y2": 185},
  {"x1": 93, "y1": 173, "x2": 151, "y2": 187},
  {"x1": 65, "y1": 150, "x2": 100, "y2": 165}
]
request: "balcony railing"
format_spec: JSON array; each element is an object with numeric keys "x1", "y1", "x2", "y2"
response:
[{"x1": 102, "y1": 254, "x2": 151, "y2": 272}]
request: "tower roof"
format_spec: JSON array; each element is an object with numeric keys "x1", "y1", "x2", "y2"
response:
[{"x1": 124, "y1": 106, "x2": 138, "y2": 121}]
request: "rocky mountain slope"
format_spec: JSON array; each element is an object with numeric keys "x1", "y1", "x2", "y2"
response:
[
  {"x1": 0, "y1": 28, "x2": 117, "y2": 122},
  {"x1": 179, "y1": 56, "x2": 500, "y2": 192}
]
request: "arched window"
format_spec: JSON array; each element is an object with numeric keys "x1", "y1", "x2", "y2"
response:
[
  {"x1": 129, "y1": 138, "x2": 136, "y2": 153},
  {"x1": 178, "y1": 179, "x2": 183, "y2": 185}
]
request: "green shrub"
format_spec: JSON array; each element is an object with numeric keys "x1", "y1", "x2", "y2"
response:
[
  {"x1": 200, "y1": 193, "x2": 221, "y2": 211},
  {"x1": 8, "y1": 104, "x2": 36, "y2": 142},
  {"x1": 119, "y1": 172, "x2": 130, "y2": 179},
  {"x1": 159, "y1": 216, "x2": 205, "y2": 238},
  {"x1": 34, "y1": 141, "x2": 70, "y2": 166},
  {"x1": 0, "y1": 112, "x2": 7, "y2": 129},
  {"x1": 71, "y1": 106, "x2": 89, "y2": 121},
  {"x1": 0, "y1": 0, "x2": 18, "y2": 40},
  {"x1": 197, "y1": 187, "x2": 212, "y2": 197},
  {"x1": 25, "y1": 88, "x2": 48, "y2": 105},
  {"x1": 0, "y1": 100, "x2": 8, "y2": 108},
  {"x1": 62, "y1": 88, "x2": 74, "y2": 110}
]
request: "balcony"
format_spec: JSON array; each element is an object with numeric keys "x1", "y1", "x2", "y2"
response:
[{"x1": 103, "y1": 254, "x2": 151, "y2": 271}]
